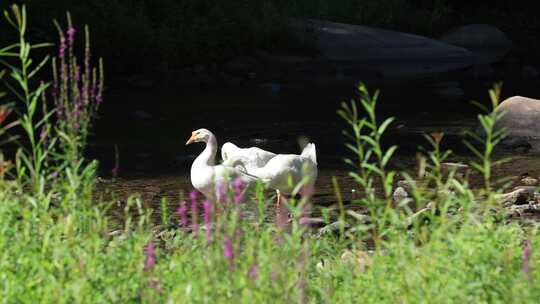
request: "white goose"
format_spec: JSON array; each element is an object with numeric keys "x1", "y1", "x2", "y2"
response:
[
  {"x1": 221, "y1": 142, "x2": 276, "y2": 171},
  {"x1": 222, "y1": 141, "x2": 318, "y2": 205},
  {"x1": 185, "y1": 129, "x2": 258, "y2": 202}
]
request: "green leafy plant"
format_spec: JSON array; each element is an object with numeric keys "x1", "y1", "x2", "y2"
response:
[
  {"x1": 1, "y1": 4, "x2": 54, "y2": 193},
  {"x1": 0, "y1": 5, "x2": 539, "y2": 302},
  {"x1": 464, "y1": 82, "x2": 510, "y2": 205}
]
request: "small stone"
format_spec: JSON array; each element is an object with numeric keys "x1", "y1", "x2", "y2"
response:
[
  {"x1": 509, "y1": 203, "x2": 538, "y2": 211},
  {"x1": 520, "y1": 177, "x2": 538, "y2": 186},
  {"x1": 512, "y1": 186, "x2": 537, "y2": 199},
  {"x1": 495, "y1": 188, "x2": 530, "y2": 206},
  {"x1": 534, "y1": 192, "x2": 540, "y2": 204},
  {"x1": 492, "y1": 96, "x2": 540, "y2": 151},
  {"x1": 341, "y1": 250, "x2": 372, "y2": 273},
  {"x1": 393, "y1": 186, "x2": 409, "y2": 204},
  {"x1": 397, "y1": 180, "x2": 416, "y2": 193}
]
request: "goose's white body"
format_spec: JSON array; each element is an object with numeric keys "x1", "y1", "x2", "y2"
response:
[
  {"x1": 221, "y1": 142, "x2": 276, "y2": 171},
  {"x1": 223, "y1": 142, "x2": 318, "y2": 195},
  {"x1": 187, "y1": 129, "x2": 257, "y2": 202}
]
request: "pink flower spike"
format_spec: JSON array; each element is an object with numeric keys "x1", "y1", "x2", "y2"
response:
[
  {"x1": 233, "y1": 178, "x2": 247, "y2": 204},
  {"x1": 216, "y1": 182, "x2": 227, "y2": 204},
  {"x1": 189, "y1": 190, "x2": 199, "y2": 202},
  {"x1": 74, "y1": 66, "x2": 80, "y2": 82},
  {"x1": 144, "y1": 241, "x2": 155, "y2": 271},
  {"x1": 203, "y1": 200, "x2": 213, "y2": 244},
  {"x1": 59, "y1": 37, "x2": 66, "y2": 59},
  {"x1": 190, "y1": 197, "x2": 199, "y2": 233},
  {"x1": 248, "y1": 264, "x2": 258, "y2": 280},
  {"x1": 176, "y1": 202, "x2": 189, "y2": 227},
  {"x1": 223, "y1": 235, "x2": 234, "y2": 268},
  {"x1": 67, "y1": 27, "x2": 76, "y2": 46}
]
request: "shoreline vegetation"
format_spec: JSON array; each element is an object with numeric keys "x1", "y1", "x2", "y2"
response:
[
  {"x1": 1, "y1": 4, "x2": 539, "y2": 303},
  {"x1": 1, "y1": 1, "x2": 538, "y2": 78}
]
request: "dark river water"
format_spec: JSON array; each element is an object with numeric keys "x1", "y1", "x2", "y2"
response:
[{"x1": 89, "y1": 77, "x2": 540, "y2": 221}]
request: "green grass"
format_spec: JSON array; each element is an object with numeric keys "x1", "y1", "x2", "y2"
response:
[{"x1": 1, "y1": 4, "x2": 540, "y2": 303}]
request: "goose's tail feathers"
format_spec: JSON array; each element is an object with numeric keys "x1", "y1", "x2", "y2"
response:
[{"x1": 301, "y1": 143, "x2": 317, "y2": 165}]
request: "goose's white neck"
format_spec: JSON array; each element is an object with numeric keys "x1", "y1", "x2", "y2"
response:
[{"x1": 194, "y1": 134, "x2": 218, "y2": 167}]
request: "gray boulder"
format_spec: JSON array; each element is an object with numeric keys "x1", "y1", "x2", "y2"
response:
[
  {"x1": 495, "y1": 96, "x2": 540, "y2": 150},
  {"x1": 440, "y1": 24, "x2": 513, "y2": 65},
  {"x1": 289, "y1": 18, "x2": 474, "y2": 80}
]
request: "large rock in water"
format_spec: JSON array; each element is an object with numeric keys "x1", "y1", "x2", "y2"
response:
[
  {"x1": 440, "y1": 24, "x2": 513, "y2": 64},
  {"x1": 495, "y1": 96, "x2": 540, "y2": 150},
  {"x1": 290, "y1": 19, "x2": 474, "y2": 80}
]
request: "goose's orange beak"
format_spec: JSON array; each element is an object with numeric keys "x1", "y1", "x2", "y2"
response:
[{"x1": 185, "y1": 132, "x2": 197, "y2": 145}]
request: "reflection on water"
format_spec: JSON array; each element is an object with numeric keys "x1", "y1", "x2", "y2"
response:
[{"x1": 90, "y1": 82, "x2": 540, "y2": 220}]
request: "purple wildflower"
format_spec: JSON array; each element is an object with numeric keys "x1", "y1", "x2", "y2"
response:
[
  {"x1": 523, "y1": 239, "x2": 532, "y2": 280},
  {"x1": 96, "y1": 93, "x2": 103, "y2": 106},
  {"x1": 176, "y1": 202, "x2": 189, "y2": 227},
  {"x1": 189, "y1": 190, "x2": 199, "y2": 202},
  {"x1": 67, "y1": 27, "x2": 76, "y2": 46},
  {"x1": 74, "y1": 66, "x2": 80, "y2": 82},
  {"x1": 59, "y1": 37, "x2": 66, "y2": 59},
  {"x1": 73, "y1": 99, "x2": 81, "y2": 117},
  {"x1": 223, "y1": 235, "x2": 234, "y2": 268},
  {"x1": 248, "y1": 264, "x2": 258, "y2": 280},
  {"x1": 144, "y1": 241, "x2": 155, "y2": 271},
  {"x1": 190, "y1": 191, "x2": 199, "y2": 233},
  {"x1": 233, "y1": 178, "x2": 246, "y2": 204},
  {"x1": 50, "y1": 171, "x2": 59, "y2": 180},
  {"x1": 216, "y1": 182, "x2": 227, "y2": 204},
  {"x1": 203, "y1": 200, "x2": 213, "y2": 244},
  {"x1": 73, "y1": 122, "x2": 80, "y2": 130},
  {"x1": 89, "y1": 84, "x2": 96, "y2": 100}
]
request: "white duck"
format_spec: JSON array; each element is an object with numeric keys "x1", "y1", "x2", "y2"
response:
[
  {"x1": 222, "y1": 141, "x2": 318, "y2": 205},
  {"x1": 186, "y1": 128, "x2": 258, "y2": 202}
]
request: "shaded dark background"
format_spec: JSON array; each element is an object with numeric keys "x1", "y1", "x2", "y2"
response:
[
  {"x1": 1, "y1": 1, "x2": 539, "y2": 77},
  {"x1": 1, "y1": 1, "x2": 540, "y2": 176}
]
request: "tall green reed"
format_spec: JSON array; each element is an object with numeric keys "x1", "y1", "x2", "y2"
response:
[
  {"x1": 338, "y1": 82, "x2": 512, "y2": 250},
  {"x1": 338, "y1": 82, "x2": 397, "y2": 247},
  {"x1": 464, "y1": 82, "x2": 510, "y2": 205},
  {"x1": 0, "y1": 4, "x2": 104, "y2": 197},
  {"x1": 1, "y1": 4, "x2": 54, "y2": 193}
]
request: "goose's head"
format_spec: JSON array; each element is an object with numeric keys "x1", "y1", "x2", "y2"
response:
[{"x1": 186, "y1": 128, "x2": 213, "y2": 145}]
